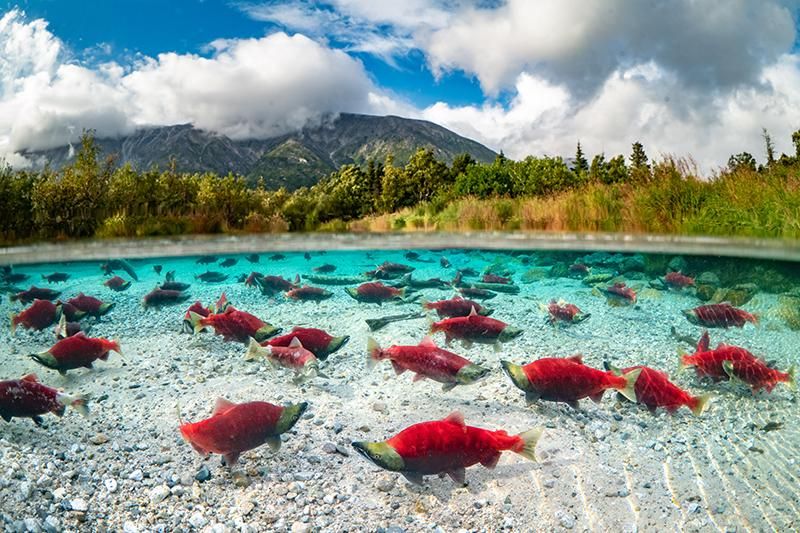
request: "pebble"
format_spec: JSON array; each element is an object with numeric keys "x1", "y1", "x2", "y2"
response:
[
  {"x1": 43, "y1": 516, "x2": 59, "y2": 533},
  {"x1": 122, "y1": 522, "x2": 139, "y2": 533},
  {"x1": 232, "y1": 471, "x2": 251, "y2": 488},
  {"x1": 149, "y1": 485, "x2": 170, "y2": 504},
  {"x1": 189, "y1": 513, "x2": 207, "y2": 529},
  {"x1": 375, "y1": 476, "x2": 395, "y2": 492},
  {"x1": 128, "y1": 469, "x2": 144, "y2": 481},
  {"x1": 372, "y1": 402, "x2": 387, "y2": 412},
  {"x1": 322, "y1": 442, "x2": 337, "y2": 454},
  {"x1": 195, "y1": 466, "x2": 211, "y2": 482},
  {"x1": 18, "y1": 481, "x2": 32, "y2": 500},
  {"x1": 291, "y1": 522, "x2": 309, "y2": 533},
  {"x1": 555, "y1": 510, "x2": 575, "y2": 529},
  {"x1": 89, "y1": 433, "x2": 109, "y2": 445},
  {"x1": 70, "y1": 499, "x2": 88, "y2": 512},
  {"x1": 104, "y1": 478, "x2": 118, "y2": 493}
]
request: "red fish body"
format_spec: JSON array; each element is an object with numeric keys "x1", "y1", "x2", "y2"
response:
[
  {"x1": 353, "y1": 412, "x2": 541, "y2": 485},
  {"x1": 501, "y1": 355, "x2": 640, "y2": 408},
  {"x1": 606, "y1": 363, "x2": 709, "y2": 415},
  {"x1": 30, "y1": 333, "x2": 121, "y2": 375},
  {"x1": 481, "y1": 274, "x2": 510, "y2": 284},
  {"x1": 56, "y1": 300, "x2": 87, "y2": 322},
  {"x1": 601, "y1": 282, "x2": 637, "y2": 304},
  {"x1": 0, "y1": 374, "x2": 88, "y2": 425},
  {"x1": 104, "y1": 276, "x2": 131, "y2": 292},
  {"x1": 191, "y1": 307, "x2": 280, "y2": 343},
  {"x1": 683, "y1": 303, "x2": 757, "y2": 328},
  {"x1": 68, "y1": 293, "x2": 114, "y2": 317},
  {"x1": 367, "y1": 336, "x2": 489, "y2": 391},
  {"x1": 431, "y1": 308, "x2": 522, "y2": 346},
  {"x1": 569, "y1": 263, "x2": 590, "y2": 275},
  {"x1": 423, "y1": 296, "x2": 492, "y2": 318},
  {"x1": 11, "y1": 299, "x2": 58, "y2": 333},
  {"x1": 286, "y1": 286, "x2": 333, "y2": 301},
  {"x1": 266, "y1": 327, "x2": 349, "y2": 360},
  {"x1": 681, "y1": 332, "x2": 794, "y2": 392},
  {"x1": 544, "y1": 300, "x2": 590, "y2": 325},
  {"x1": 180, "y1": 398, "x2": 307, "y2": 466},
  {"x1": 346, "y1": 282, "x2": 404, "y2": 304},
  {"x1": 256, "y1": 275, "x2": 299, "y2": 295},
  {"x1": 143, "y1": 288, "x2": 190, "y2": 307},
  {"x1": 377, "y1": 262, "x2": 414, "y2": 274},
  {"x1": 720, "y1": 358, "x2": 795, "y2": 393},
  {"x1": 160, "y1": 280, "x2": 191, "y2": 292},
  {"x1": 664, "y1": 271, "x2": 694, "y2": 289},
  {"x1": 246, "y1": 337, "x2": 322, "y2": 380},
  {"x1": 11, "y1": 286, "x2": 61, "y2": 304},
  {"x1": 244, "y1": 272, "x2": 265, "y2": 288},
  {"x1": 183, "y1": 301, "x2": 212, "y2": 333}
]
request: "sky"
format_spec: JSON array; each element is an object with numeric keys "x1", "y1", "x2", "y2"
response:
[{"x1": 2, "y1": 0, "x2": 800, "y2": 171}]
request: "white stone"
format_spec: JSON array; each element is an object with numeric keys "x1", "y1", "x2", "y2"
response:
[
  {"x1": 104, "y1": 478, "x2": 118, "y2": 493},
  {"x1": 188, "y1": 512, "x2": 207, "y2": 529}
]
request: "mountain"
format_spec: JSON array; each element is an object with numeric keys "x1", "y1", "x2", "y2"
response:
[{"x1": 22, "y1": 113, "x2": 497, "y2": 191}]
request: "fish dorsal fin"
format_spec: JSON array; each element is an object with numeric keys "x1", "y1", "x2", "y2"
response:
[
  {"x1": 419, "y1": 336, "x2": 437, "y2": 348},
  {"x1": 444, "y1": 411, "x2": 465, "y2": 426},
  {"x1": 469, "y1": 306, "x2": 478, "y2": 317},
  {"x1": 289, "y1": 336, "x2": 304, "y2": 348},
  {"x1": 697, "y1": 331, "x2": 710, "y2": 352},
  {"x1": 212, "y1": 397, "x2": 236, "y2": 416},
  {"x1": 452, "y1": 296, "x2": 463, "y2": 301},
  {"x1": 73, "y1": 331, "x2": 87, "y2": 338},
  {"x1": 568, "y1": 354, "x2": 584, "y2": 364},
  {"x1": 21, "y1": 373, "x2": 38, "y2": 382}
]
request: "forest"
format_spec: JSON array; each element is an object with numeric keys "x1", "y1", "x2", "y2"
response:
[{"x1": 1, "y1": 129, "x2": 799, "y2": 245}]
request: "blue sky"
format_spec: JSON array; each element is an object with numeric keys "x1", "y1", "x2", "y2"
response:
[{"x1": 2, "y1": 1, "x2": 800, "y2": 170}]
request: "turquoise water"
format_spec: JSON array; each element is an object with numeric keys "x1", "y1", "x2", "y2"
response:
[{"x1": 1, "y1": 248, "x2": 798, "y2": 532}]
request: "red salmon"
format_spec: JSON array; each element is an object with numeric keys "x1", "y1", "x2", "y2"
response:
[
  {"x1": 67, "y1": 293, "x2": 114, "y2": 317},
  {"x1": 422, "y1": 296, "x2": 492, "y2": 318},
  {"x1": 683, "y1": 303, "x2": 757, "y2": 328},
  {"x1": 245, "y1": 337, "x2": 324, "y2": 381},
  {"x1": 353, "y1": 412, "x2": 541, "y2": 485},
  {"x1": 11, "y1": 299, "x2": 58, "y2": 334},
  {"x1": 30, "y1": 333, "x2": 121, "y2": 375},
  {"x1": 0, "y1": 374, "x2": 88, "y2": 425},
  {"x1": 179, "y1": 398, "x2": 307, "y2": 466},
  {"x1": 605, "y1": 363, "x2": 710, "y2": 415},
  {"x1": 190, "y1": 306, "x2": 280, "y2": 343},
  {"x1": 430, "y1": 307, "x2": 522, "y2": 347},
  {"x1": 265, "y1": 327, "x2": 349, "y2": 360},
  {"x1": 346, "y1": 282, "x2": 404, "y2": 304},
  {"x1": 366, "y1": 336, "x2": 489, "y2": 391},
  {"x1": 501, "y1": 355, "x2": 640, "y2": 408}
]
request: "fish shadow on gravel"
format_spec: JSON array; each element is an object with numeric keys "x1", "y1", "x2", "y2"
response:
[{"x1": 402, "y1": 462, "x2": 539, "y2": 502}]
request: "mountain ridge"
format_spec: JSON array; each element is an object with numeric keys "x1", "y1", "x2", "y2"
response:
[{"x1": 22, "y1": 113, "x2": 497, "y2": 190}]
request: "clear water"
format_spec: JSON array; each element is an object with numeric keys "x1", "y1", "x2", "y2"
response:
[{"x1": 1, "y1": 245, "x2": 798, "y2": 532}]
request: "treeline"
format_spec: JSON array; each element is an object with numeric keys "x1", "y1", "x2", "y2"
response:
[{"x1": 1, "y1": 129, "x2": 799, "y2": 243}]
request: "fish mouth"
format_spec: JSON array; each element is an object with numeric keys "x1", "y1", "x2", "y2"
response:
[
  {"x1": 681, "y1": 309, "x2": 698, "y2": 324},
  {"x1": 457, "y1": 364, "x2": 491, "y2": 384},
  {"x1": 500, "y1": 360, "x2": 530, "y2": 391},
  {"x1": 324, "y1": 335, "x2": 350, "y2": 358},
  {"x1": 29, "y1": 352, "x2": 59, "y2": 370},
  {"x1": 498, "y1": 327, "x2": 523, "y2": 342},
  {"x1": 351, "y1": 441, "x2": 405, "y2": 471},
  {"x1": 573, "y1": 312, "x2": 591, "y2": 324},
  {"x1": 253, "y1": 325, "x2": 282, "y2": 343},
  {"x1": 275, "y1": 402, "x2": 308, "y2": 434}
]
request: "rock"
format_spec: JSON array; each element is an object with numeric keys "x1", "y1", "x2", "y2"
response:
[
  {"x1": 149, "y1": 485, "x2": 170, "y2": 504},
  {"x1": 322, "y1": 442, "x2": 337, "y2": 454},
  {"x1": 195, "y1": 466, "x2": 211, "y2": 482},
  {"x1": 128, "y1": 469, "x2": 144, "y2": 481},
  {"x1": 372, "y1": 401, "x2": 387, "y2": 413},
  {"x1": 189, "y1": 513, "x2": 208, "y2": 529},
  {"x1": 23, "y1": 518, "x2": 41, "y2": 533},
  {"x1": 619, "y1": 254, "x2": 645, "y2": 273},
  {"x1": 42, "y1": 516, "x2": 59, "y2": 533},
  {"x1": 232, "y1": 470, "x2": 251, "y2": 488},
  {"x1": 122, "y1": 522, "x2": 139, "y2": 533},
  {"x1": 712, "y1": 283, "x2": 758, "y2": 306},
  {"x1": 555, "y1": 510, "x2": 576, "y2": 529},
  {"x1": 696, "y1": 271, "x2": 721, "y2": 301},
  {"x1": 104, "y1": 478, "x2": 118, "y2": 493},
  {"x1": 375, "y1": 476, "x2": 395, "y2": 492},
  {"x1": 668, "y1": 256, "x2": 688, "y2": 273},
  {"x1": 547, "y1": 263, "x2": 569, "y2": 278},
  {"x1": 70, "y1": 498, "x2": 88, "y2": 512},
  {"x1": 18, "y1": 481, "x2": 32, "y2": 500},
  {"x1": 89, "y1": 433, "x2": 109, "y2": 445}
]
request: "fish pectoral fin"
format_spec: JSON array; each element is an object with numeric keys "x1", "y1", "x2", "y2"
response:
[
  {"x1": 390, "y1": 361, "x2": 406, "y2": 375},
  {"x1": 524, "y1": 391, "x2": 540, "y2": 405},
  {"x1": 447, "y1": 468, "x2": 467, "y2": 486},
  {"x1": 412, "y1": 373, "x2": 426, "y2": 382},
  {"x1": 222, "y1": 452, "x2": 240, "y2": 467},
  {"x1": 32, "y1": 416, "x2": 44, "y2": 426},
  {"x1": 566, "y1": 401, "x2": 580, "y2": 409},
  {"x1": 401, "y1": 472, "x2": 425, "y2": 486},
  {"x1": 189, "y1": 442, "x2": 210, "y2": 458},
  {"x1": 480, "y1": 452, "x2": 501, "y2": 470},
  {"x1": 264, "y1": 436, "x2": 282, "y2": 452},
  {"x1": 1, "y1": 413, "x2": 11, "y2": 422},
  {"x1": 441, "y1": 382, "x2": 457, "y2": 392},
  {"x1": 589, "y1": 391, "x2": 605, "y2": 403}
]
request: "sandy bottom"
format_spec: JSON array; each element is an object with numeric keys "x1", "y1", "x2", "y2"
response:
[{"x1": 0, "y1": 250, "x2": 798, "y2": 533}]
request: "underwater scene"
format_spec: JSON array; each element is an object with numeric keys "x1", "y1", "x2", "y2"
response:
[{"x1": 0, "y1": 248, "x2": 798, "y2": 533}]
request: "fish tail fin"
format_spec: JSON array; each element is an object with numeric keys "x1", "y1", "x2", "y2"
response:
[
  {"x1": 677, "y1": 349, "x2": 690, "y2": 374},
  {"x1": 696, "y1": 330, "x2": 710, "y2": 353},
  {"x1": 787, "y1": 366, "x2": 796, "y2": 390},
  {"x1": 366, "y1": 337, "x2": 380, "y2": 369},
  {"x1": 690, "y1": 394, "x2": 712, "y2": 416},
  {"x1": 618, "y1": 368, "x2": 641, "y2": 403},
  {"x1": 112, "y1": 337, "x2": 123, "y2": 356},
  {"x1": 420, "y1": 298, "x2": 430, "y2": 311},
  {"x1": 398, "y1": 287, "x2": 406, "y2": 297},
  {"x1": 9, "y1": 313, "x2": 17, "y2": 335},
  {"x1": 514, "y1": 427, "x2": 543, "y2": 462},
  {"x1": 245, "y1": 337, "x2": 264, "y2": 361},
  {"x1": 188, "y1": 311, "x2": 205, "y2": 334},
  {"x1": 751, "y1": 313, "x2": 760, "y2": 326},
  {"x1": 58, "y1": 392, "x2": 89, "y2": 417}
]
